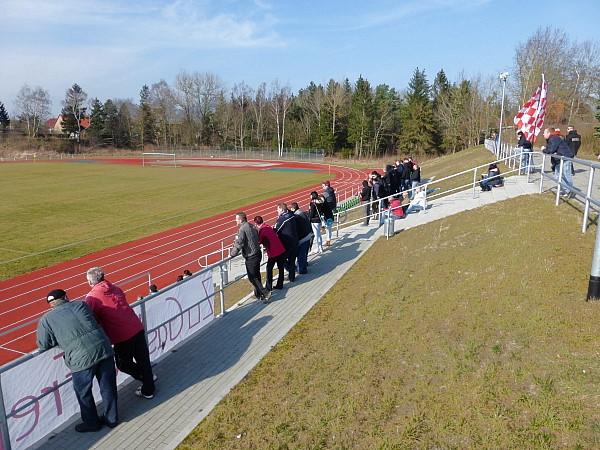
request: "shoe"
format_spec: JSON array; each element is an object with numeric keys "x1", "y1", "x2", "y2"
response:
[
  {"x1": 325, "y1": 241, "x2": 331, "y2": 246},
  {"x1": 273, "y1": 285, "x2": 283, "y2": 290},
  {"x1": 75, "y1": 422, "x2": 102, "y2": 433},
  {"x1": 263, "y1": 291, "x2": 272, "y2": 303},
  {"x1": 135, "y1": 387, "x2": 154, "y2": 399},
  {"x1": 101, "y1": 416, "x2": 119, "y2": 428}
]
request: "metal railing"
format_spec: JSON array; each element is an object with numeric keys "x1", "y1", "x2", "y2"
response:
[{"x1": 0, "y1": 257, "x2": 242, "y2": 450}]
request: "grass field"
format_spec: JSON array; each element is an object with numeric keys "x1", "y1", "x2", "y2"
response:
[
  {"x1": 179, "y1": 193, "x2": 600, "y2": 448},
  {"x1": 0, "y1": 162, "x2": 324, "y2": 281}
]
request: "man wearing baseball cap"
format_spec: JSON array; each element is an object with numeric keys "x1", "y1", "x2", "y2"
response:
[{"x1": 37, "y1": 288, "x2": 118, "y2": 432}]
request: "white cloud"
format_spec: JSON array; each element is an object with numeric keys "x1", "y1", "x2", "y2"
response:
[{"x1": 349, "y1": 0, "x2": 491, "y2": 30}]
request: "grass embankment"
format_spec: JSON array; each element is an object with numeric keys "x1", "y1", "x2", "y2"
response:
[
  {"x1": 180, "y1": 193, "x2": 600, "y2": 448},
  {"x1": 0, "y1": 162, "x2": 324, "y2": 281}
]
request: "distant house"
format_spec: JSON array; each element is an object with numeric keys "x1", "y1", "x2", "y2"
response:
[{"x1": 45, "y1": 114, "x2": 90, "y2": 135}]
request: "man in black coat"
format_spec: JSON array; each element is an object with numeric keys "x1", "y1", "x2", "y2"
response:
[
  {"x1": 289, "y1": 202, "x2": 312, "y2": 274},
  {"x1": 274, "y1": 203, "x2": 299, "y2": 282},
  {"x1": 565, "y1": 126, "x2": 581, "y2": 176}
]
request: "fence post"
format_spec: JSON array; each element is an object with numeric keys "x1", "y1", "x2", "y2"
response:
[
  {"x1": 0, "y1": 375, "x2": 12, "y2": 450},
  {"x1": 218, "y1": 264, "x2": 227, "y2": 317},
  {"x1": 583, "y1": 167, "x2": 595, "y2": 233},
  {"x1": 587, "y1": 220, "x2": 600, "y2": 300}
]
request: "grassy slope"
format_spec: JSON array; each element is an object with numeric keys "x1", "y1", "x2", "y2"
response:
[
  {"x1": 180, "y1": 167, "x2": 600, "y2": 448},
  {"x1": 0, "y1": 162, "x2": 324, "y2": 280}
]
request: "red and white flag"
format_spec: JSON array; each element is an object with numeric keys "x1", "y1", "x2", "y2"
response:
[{"x1": 514, "y1": 74, "x2": 547, "y2": 143}]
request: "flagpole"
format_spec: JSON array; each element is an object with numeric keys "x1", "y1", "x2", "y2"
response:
[{"x1": 498, "y1": 72, "x2": 509, "y2": 157}]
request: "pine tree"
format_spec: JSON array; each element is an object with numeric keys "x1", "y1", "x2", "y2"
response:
[
  {"x1": 0, "y1": 101, "x2": 10, "y2": 131},
  {"x1": 399, "y1": 68, "x2": 438, "y2": 155},
  {"x1": 86, "y1": 98, "x2": 106, "y2": 143},
  {"x1": 347, "y1": 76, "x2": 374, "y2": 159},
  {"x1": 137, "y1": 85, "x2": 157, "y2": 148}
]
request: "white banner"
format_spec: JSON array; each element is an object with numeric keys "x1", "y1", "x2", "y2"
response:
[{"x1": 0, "y1": 271, "x2": 214, "y2": 449}]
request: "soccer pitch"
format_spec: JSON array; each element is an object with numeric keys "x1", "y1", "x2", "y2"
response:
[{"x1": 0, "y1": 161, "x2": 324, "y2": 281}]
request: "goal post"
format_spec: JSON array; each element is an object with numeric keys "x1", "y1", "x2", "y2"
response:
[{"x1": 142, "y1": 152, "x2": 178, "y2": 167}]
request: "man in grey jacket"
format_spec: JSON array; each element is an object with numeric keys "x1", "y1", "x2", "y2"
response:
[
  {"x1": 231, "y1": 212, "x2": 272, "y2": 303},
  {"x1": 37, "y1": 289, "x2": 118, "y2": 432}
]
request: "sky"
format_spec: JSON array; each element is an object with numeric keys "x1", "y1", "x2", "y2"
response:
[{"x1": 1, "y1": 0, "x2": 598, "y2": 117}]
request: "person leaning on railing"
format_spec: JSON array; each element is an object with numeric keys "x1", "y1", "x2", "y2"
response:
[{"x1": 36, "y1": 289, "x2": 118, "y2": 432}]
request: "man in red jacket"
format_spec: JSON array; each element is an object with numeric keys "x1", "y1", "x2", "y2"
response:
[{"x1": 85, "y1": 267, "x2": 156, "y2": 399}]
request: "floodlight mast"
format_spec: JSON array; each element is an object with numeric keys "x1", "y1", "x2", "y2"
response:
[{"x1": 497, "y1": 72, "x2": 509, "y2": 156}]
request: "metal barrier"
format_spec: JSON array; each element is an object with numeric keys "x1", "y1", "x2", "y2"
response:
[{"x1": 0, "y1": 258, "x2": 240, "y2": 449}]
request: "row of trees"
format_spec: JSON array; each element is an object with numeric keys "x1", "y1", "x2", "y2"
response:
[{"x1": 3, "y1": 27, "x2": 599, "y2": 158}]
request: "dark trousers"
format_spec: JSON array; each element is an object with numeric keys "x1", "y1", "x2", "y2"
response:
[
  {"x1": 114, "y1": 329, "x2": 155, "y2": 396},
  {"x1": 296, "y1": 240, "x2": 310, "y2": 274},
  {"x1": 266, "y1": 253, "x2": 286, "y2": 290},
  {"x1": 246, "y1": 253, "x2": 268, "y2": 298},
  {"x1": 71, "y1": 356, "x2": 118, "y2": 426},
  {"x1": 284, "y1": 247, "x2": 297, "y2": 282}
]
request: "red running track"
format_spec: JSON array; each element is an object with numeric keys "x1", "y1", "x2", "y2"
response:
[{"x1": 0, "y1": 159, "x2": 367, "y2": 366}]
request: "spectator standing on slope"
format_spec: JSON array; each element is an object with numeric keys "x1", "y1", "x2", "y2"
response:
[
  {"x1": 231, "y1": 212, "x2": 272, "y2": 303},
  {"x1": 322, "y1": 181, "x2": 337, "y2": 213},
  {"x1": 253, "y1": 215, "x2": 286, "y2": 291},
  {"x1": 274, "y1": 203, "x2": 299, "y2": 282},
  {"x1": 37, "y1": 288, "x2": 118, "y2": 432},
  {"x1": 359, "y1": 180, "x2": 373, "y2": 226},
  {"x1": 565, "y1": 125, "x2": 581, "y2": 176},
  {"x1": 86, "y1": 267, "x2": 156, "y2": 399},
  {"x1": 289, "y1": 202, "x2": 313, "y2": 274},
  {"x1": 541, "y1": 127, "x2": 575, "y2": 198}
]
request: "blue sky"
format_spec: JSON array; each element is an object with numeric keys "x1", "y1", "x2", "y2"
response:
[{"x1": 1, "y1": 0, "x2": 598, "y2": 117}]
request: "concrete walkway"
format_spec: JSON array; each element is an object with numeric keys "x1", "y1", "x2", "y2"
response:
[{"x1": 33, "y1": 175, "x2": 542, "y2": 449}]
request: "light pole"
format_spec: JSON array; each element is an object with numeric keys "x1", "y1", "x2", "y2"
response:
[{"x1": 497, "y1": 72, "x2": 509, "y2": 157}]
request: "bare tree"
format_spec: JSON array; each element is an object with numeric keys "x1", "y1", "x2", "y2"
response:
[
  {"x1": 512, "y1": 27, "x2": 600, "y2": 124},
  {"x1": 148, "y1": 80, "x2": 179, "y2": 148},
  {"x1": 231, "y1": 82, "x2": 253, "y2": 150},
  {"x1": 270, "y1": 80, "x2": 292, "y2": 156},
  {"x1": 62, "y1": 83, "x2": 88, "y2": 142},
  {"x1": 14, "y1": 84, "x2": 52, "y2": 137},
  {"x1": 250, "y1": 82, "x2": 268, "y2": 145}
]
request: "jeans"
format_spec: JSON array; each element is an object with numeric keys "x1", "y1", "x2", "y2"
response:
[
  {"x1": 296, "y1": 239, "x2": 310, "y2": 274},
  {"x1": 284, "y1": 247, "x2": 297, "y2": 282},
  {"x1": 555, "y1": 161, "x2": 573, "y2": 194},
  {"x1": 71, "y1": 356, "x2": 118, "y2": 427},
  {"x1": 311, "y1": 222, "x2": 323, "y2": 251},
  {"x1": 245, "y1": 253, "x2": 268, "y2": 298},
  {"x1": 522, "y1": 149, "x2": 533, "y2": 173},
  {"x1": 114, "y1": 329, "x2": 155, "y2": 396},
  {"x1": 406, "y1": 204, "x2": 424, "y2": 215}
]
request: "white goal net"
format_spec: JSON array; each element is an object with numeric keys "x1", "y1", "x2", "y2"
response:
[{"x1": 142, "y1": 152, "x2": 178, "y2": 167}]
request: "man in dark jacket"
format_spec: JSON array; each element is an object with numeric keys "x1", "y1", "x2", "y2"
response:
[
  {"x1": 517, "y1": 130, "x2": 533, "y2": 174},
  {"x1": 274, "y1": 203, "x2": 298, "y2": 282},
  {"x1": 231, "y1": 212, "x2": 271, "y2": 303},
  {"x1": 542, "y1": 127, "x2": 575, "y2": 197},
  {"x1": 37, "y1": 289, "x2": 118, "y2": 432},
  {"x1": 565, "y1": 126, "x2": 581, "y2": 176},
  {"x1": 322, "y1": 181, "x2": 337, "y2": 213},
  {"x1": 289, "y1": 202, "x2": 312, "y2": 274}
]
